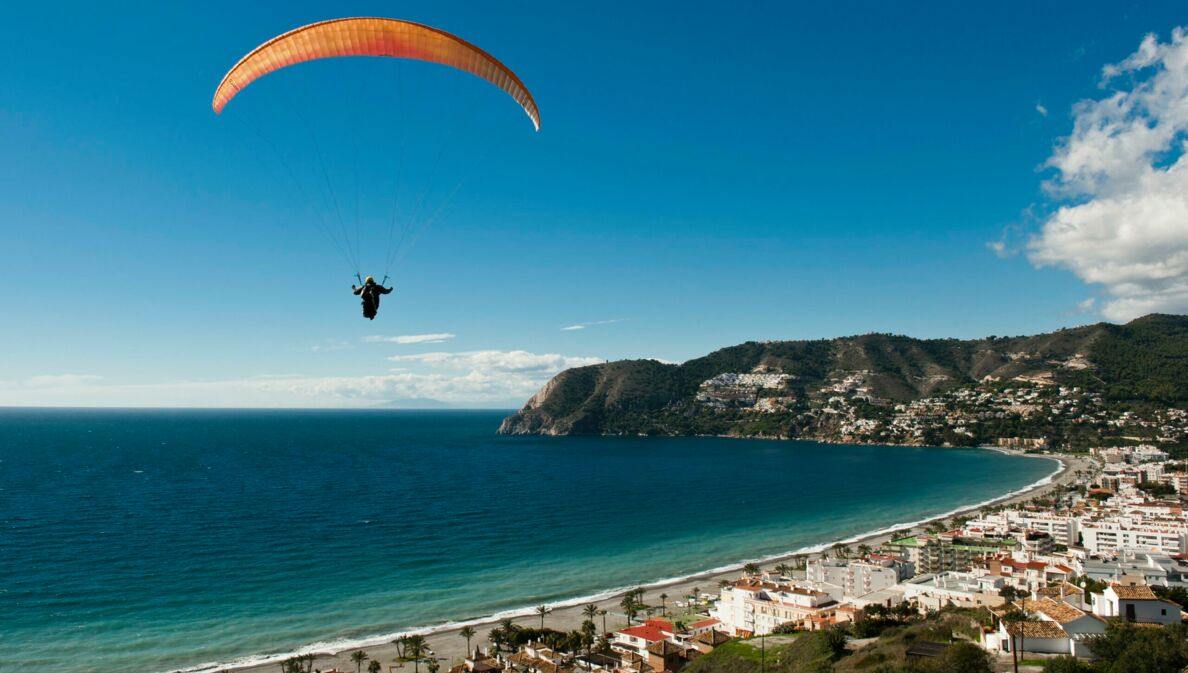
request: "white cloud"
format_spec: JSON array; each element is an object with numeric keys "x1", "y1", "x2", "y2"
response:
[
  {"x1": 1035, "y1": 102, "x2": 1049, "y2": 117},
  {"x1": 389, "y1": 350, "x2": 602, "y2": 374},
  {"x1": 364, "y1": 333, "x2": 456, "y2": 345},
  {"x1": 1028, "y1": 27, "x2": 1188, "y2": 320},
  {"x1": 310, "y1": 340, "x2": 352, "y2": 352},
  {"x1": 1076, "y1": 297, "x2": 1097, "y2": 313},
  {"x1": 0, "y1": 351, "x2": 602, "y2": 408},
  {"x1": 26, "y1": 374, "x2": 103, "y2": 388},
  {"x1": 561, "y1": 319, "x2": 623, "y2": 332}
]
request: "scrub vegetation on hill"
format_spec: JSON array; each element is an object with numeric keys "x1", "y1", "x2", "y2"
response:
[{"x1": 500, "y1": 314, "x2": 1188, "y2": 447}]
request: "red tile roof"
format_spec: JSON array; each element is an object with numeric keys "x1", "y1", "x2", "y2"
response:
[
  {"x1": 617, "y1": 625, "x2": 668, "y2": 642},
  {"x1": 689, "y1": 619, "x2": 720, "y2": 630}
]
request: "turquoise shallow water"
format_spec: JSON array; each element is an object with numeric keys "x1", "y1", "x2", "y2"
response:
[{"x1": 0, "y1": 409, "x2": 1054, "y2": 673}]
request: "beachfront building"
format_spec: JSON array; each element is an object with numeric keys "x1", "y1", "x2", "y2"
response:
[
  {"x1": 1089, "y1": 583, "x2": 1182, "y2": 624},
  {"x1": 887, "y1": 533, "x2": 1019, "y2": 574},
  {"x1": 712, "y1": 579, "x2": 837, "y2": 636},
  {"x1": 804, "y1": 557, "x2": 911, "y2": 599}
]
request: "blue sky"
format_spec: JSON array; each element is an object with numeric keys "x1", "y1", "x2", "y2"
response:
[{"x1": 2, "y1": 1, "x2": 1187, "y2": 407}]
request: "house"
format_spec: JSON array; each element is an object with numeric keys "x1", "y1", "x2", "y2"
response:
[
  {"x1": 644, "y1": 640, "x2": 686, "y2": 673},
  {"x1": 690, "y1": 630, "x2": 733, "y2": 655},
  {"x1": 451, "y1": 650, "x2": 504, "y2": 673},
  {"x1": 612, "y1": 620, "x2": 675, "y2": 657},
  {"x1": 1091, "y1": 583, "x2": 1181, "y2": 624},
  {"x1": 984, "y1": 597, "x2": 1106, "y2": 658}
]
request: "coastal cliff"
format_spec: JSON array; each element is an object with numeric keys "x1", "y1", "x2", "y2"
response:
[{"x1": 499, "y1": 314, "x2": 1188, "y2": 448}]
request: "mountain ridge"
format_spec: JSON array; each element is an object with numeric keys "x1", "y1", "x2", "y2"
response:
[{"x1": 498, "y1": 314, "x2": 1188, "y2": 448}]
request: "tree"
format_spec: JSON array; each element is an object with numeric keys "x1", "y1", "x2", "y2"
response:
[
  {"x1": 368, "y1": 661, "x2": 382, "y2": 673},
  {"x1": 582, "y1": 603, "x2": 600, "y2": 627},
  {"x1": 1086, "y1": 622, "x2": 1188, "y2": 673},
  {"x1": 536, "y1": 605, "x2": 551, "y2": 629},
  {"x1": 743, "y1": 562, "x2": 761, "y2": 576},
  {"x1": 775, "y1": 562, "x2": 792, "y2": 578},
  {"x1": 459, "y1": 626, "x2": 476, "y2": 654},
  {"x1": 658, "y1": 593, "x2": 668, "y2": 615},
  {"x1": 581, "y1": 619, "x2": 597, "y2": 656},
  {"x1": 351, "y1": 651, "x2": 369, "y2": 673},
  {"x1": 998, "y1": 585, "x2": 1021, "y2": 603},
  {"x1": 487, "y1": 627, "x2": 505, "y2": 653},
  {"x1": 427, "y1": 660, "x2": 440, "y2": 673},
  {"x1": 857, "y1": 544, "x2": 872, "y2": 557},
  {"x1": 598, "y1": 609, "x2": 608, "y2": 634},
  {"x1": 692, "y1": 587, "x2": 701, "y2": 608},
  {"x1": 403, "y1": 635, "x2": 429, "y2": 673},
  {"x1": 934, "y1": 642, "x2": 993, "y2": 673},
  {"x1": 1042, "y1": 657, "x2": 1092, "y2": 673},
  {"x1": 620, "y1": 595, "x2": 639, "y2": 625}
]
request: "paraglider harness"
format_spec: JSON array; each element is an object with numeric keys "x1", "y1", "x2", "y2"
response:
[{"x1": 353, "y1": 274, "x2": 392, "y2": 320}]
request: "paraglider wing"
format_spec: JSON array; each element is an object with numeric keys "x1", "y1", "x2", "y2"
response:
[{"x1": 212, "y1": 17, "x2": 540, "y2": 130}]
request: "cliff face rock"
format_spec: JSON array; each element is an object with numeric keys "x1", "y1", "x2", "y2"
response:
[{"x1": 498, "y1": 314, "x2": 1188, "y2": 442}]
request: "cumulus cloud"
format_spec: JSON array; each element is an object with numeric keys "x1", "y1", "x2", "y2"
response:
[
  {"x1": 364, "y1": 333, "x2": 456, "y2": 345},
  {"x1": 561, "y1": 319, "x2": 623, "y2": 332},
  {"x1": 1029, "y1": 27, "x2": 1188, "y2": 320}
]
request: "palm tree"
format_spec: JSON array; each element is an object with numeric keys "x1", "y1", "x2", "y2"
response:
[
  {"x1": 351, "y1": 651, "x2": 369, "y2": 673},
  {"x1": 459, "y1": 626, "x2": 476, "y2": 654},
  {"x1": 620, "y1": 595, "x2": 639, "y2": 625},
  {"x1": 582, "y1": 603, "x2": 599, "y2": 625},
  {"x1": 598, "y1": 609, "x2": 608, "y2": 634},
  {"x1": 581, "y1": 619, "x2": 597, "y2": 657},
  {"x1": 839, "y1": 544, "x2": 852, "y2": 558},
  {"x1": 404, "y1": 635, "x2": 428, "y2": 673},
  {"x1": 857, "y1": 544, "x2": 872, "y2": 557},
  {"x1": 368, "y1": 661, "x2": 382, "y2": 673},
  {"x1": 743, "y1": 562, "x2": 761, "y2": 576},
  {"x1": 718, "y1": 579, "x2": 730, "y2": 589},
  {"x1": 427, "y1": 659, "x2": 440, "y2": 673},
  {"x1": 487, "y1": 627, "x2": 505, "y2": 653},
  {"x1": 774, "y1": 562, "x2": 792, "y2": 578},
  {"x1": 536, "y1": 605, "x2": 551, "y2": 629},
  {"x1": 658, "y1": 593, "x2": 668, "y2": 615}
]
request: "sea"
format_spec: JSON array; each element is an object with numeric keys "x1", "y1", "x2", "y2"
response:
[{"x1": 0, "y1": 409, "x2": 1056, "y2": 673}]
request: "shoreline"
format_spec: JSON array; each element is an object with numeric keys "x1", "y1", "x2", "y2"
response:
[{"x1": 191, "y1": 448, "x2": 1085, "y2": 673}]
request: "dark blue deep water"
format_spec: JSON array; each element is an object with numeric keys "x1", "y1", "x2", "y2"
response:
[{"x1": 0, "y1": 409, "x2": 1054, "y2": 673}]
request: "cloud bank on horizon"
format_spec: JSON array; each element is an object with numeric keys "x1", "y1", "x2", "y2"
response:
[
  {"x1": 0, "y1": 348, "x2": 601, "y2": 408},
  {"x1": 1030, "y1": 27, "x2": 1188, "y2": 321}
]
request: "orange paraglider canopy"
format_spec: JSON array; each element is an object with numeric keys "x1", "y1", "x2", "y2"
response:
[{"x1": 212, "y1": 16, "x2": 540, "y2": 130}]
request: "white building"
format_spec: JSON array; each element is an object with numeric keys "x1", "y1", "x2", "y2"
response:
[
  {"x1": 1079, "y1": 521, "x2": 1188, "y2": 555},
  {"x1": 712, "y1": 579, "x2": 837, "y2": 635},
  {"x1": 1090, "y1": 583, "x2": 1181, "y2": 625},
  {"x1": 804, "y1": 557, "x2": 910, "y2": 599}
]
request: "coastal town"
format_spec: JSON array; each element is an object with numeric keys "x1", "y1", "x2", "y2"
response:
[
  {"x1": 284, "y1": 442, "x2": 1188, "y2": 673},
  {"x1": 696, "y1": 367, "x2": 1188, "y2": 450}
]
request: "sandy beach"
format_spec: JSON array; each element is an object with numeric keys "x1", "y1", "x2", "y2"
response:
[{"x1": 226, "y1": 451, "x2": 1089, "y2": 673}]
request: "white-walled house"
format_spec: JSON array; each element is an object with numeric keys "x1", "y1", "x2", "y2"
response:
[
  {"x1": 1090, "y1": 583, "x2": 1181, "y2": 625},
  {"x1": 983, "y1": 597, "x2": 1106, "y2": 658}
]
